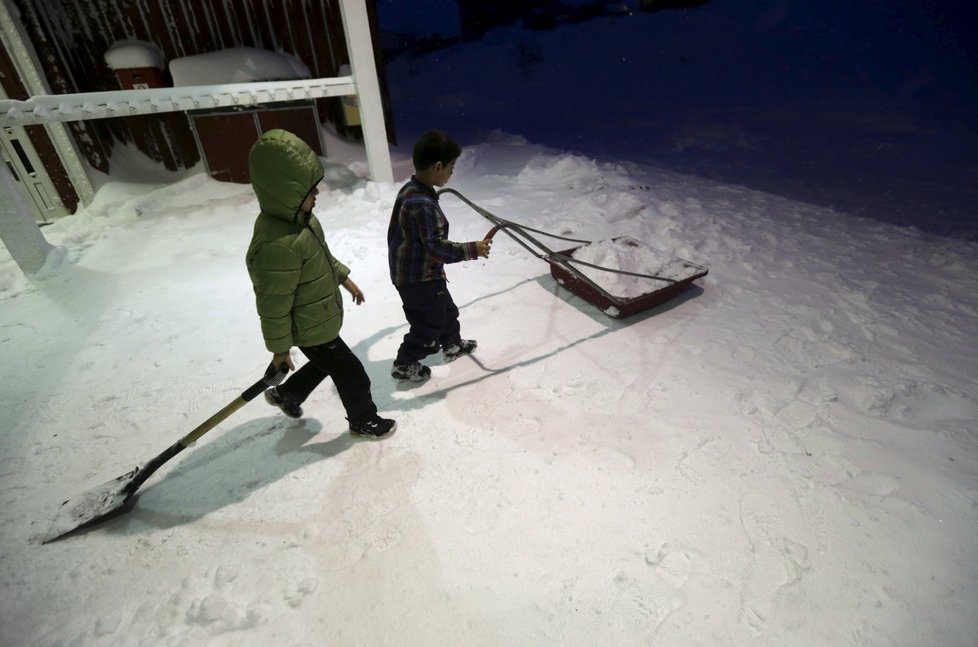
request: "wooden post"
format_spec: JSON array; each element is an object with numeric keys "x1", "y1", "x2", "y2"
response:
[
  {"x1": 0, "y1": 162, "x2": 53, "y2": 274},
  {"x1": 337, "y1": 0, "x2": 393, "y2": 183},
  {"x1": 0, "y1": 1, "x2": 94, "y2": 206}
]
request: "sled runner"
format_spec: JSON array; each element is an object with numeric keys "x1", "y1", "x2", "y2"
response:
[{"x1": 438, "y1": 189, "x2": 708, "y2": 318}]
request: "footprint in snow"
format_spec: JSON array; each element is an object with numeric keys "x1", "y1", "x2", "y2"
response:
[{"x1": 738, "y1": 493, "x2": 808, "y2": 634}]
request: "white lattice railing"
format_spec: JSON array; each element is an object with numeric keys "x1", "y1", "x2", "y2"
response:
[{"x1": 0, "y1": 77, "x2": 356, "y2": 126}]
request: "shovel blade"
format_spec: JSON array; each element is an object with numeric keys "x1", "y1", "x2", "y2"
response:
[{"x1": 42, "y1": 469, "x2": 140, "y2": 543}]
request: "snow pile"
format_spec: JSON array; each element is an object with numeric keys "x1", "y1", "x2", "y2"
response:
[
  {"x1": 169, "y1": 47, "x2": 311, "y2": 86},
  {"x1": 567, "y1": 236, "x2": 701, "y2": 299},
  {"x1": 385, "y1": 3, "x2": 978, "y2": 239},
  {"x1": 103, "y1": 39, "x2": 166, "y2": 71}
]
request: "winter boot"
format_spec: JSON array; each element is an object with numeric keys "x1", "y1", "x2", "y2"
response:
[
  {"x1": 443, "y1": 339, "x2": 477, "y2": 363},
  {"x1": 264, "y1": 386, "x2": 303, "y2": 419},
  {"x1": 391, "y1": 361, "x2": 431, "y2": 382},
  {"x1": 349, "y1": 415, "x2": 397, "y2": 440}
]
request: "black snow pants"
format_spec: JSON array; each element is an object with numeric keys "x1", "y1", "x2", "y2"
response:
[
  {"x1": 277, "y1": 336, "x2": 377, "y2": 424},
  {"x1": 395, "y1": 279, "x2": 462, "y2": 364}
]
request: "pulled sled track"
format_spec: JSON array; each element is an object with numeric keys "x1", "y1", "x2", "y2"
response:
[{"x1": 439, "y1": 188, "x2": 708, "y2": 318}]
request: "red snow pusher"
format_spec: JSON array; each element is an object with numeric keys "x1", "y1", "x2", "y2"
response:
[{"x1": 439, "y1": 188, "x2": 708, "y2": 318}]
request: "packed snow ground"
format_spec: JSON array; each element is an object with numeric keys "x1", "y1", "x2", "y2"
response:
[{"x1": 1, "y1": 131, "x2": 977, "y2": 645}]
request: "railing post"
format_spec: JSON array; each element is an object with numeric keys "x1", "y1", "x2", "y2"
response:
[
  {"x1": 0, "y1": 162, "x2": 53, "y2": 274},
  {"x1": 0, "y1": 1, "x2": 94, "y2": 206},
  {"x1": 337, "y1": 0, "x2": 394, "y2": 183}
]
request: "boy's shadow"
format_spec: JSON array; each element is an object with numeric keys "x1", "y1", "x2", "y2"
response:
[
  {"x1": 355, "y1": 275, "x2": 705, "y2": 411},
  {"x1": 105, "y1": 417, "x2": 356, "y2": 536},
  {"x1": 350, "y1": 277, "x2": 541, "y2": 392}
]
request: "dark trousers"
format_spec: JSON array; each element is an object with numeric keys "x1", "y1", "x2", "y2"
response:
[
  {"x1": 395, "y1": 280, "x2": 461, "y2": 364},
  {"x1": 277, "y1": 336, "x2": 377, "y2": 424}
]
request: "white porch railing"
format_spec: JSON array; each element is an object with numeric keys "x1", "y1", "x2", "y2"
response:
[
  {"x1": 0, "y1": 0, "x2": 393, "y2": 276},
  {"x1": 0, "y1": 77, "x2": 358, "y2": 125}
]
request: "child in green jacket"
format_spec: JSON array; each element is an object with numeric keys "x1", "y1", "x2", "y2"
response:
[{"x1": 246, "y1": 129, "x2": 395, "y2": 439}]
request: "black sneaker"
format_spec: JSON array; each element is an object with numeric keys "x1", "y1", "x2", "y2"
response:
[
  {"x1": 443, "y1": 339, "x2": 477, "y2": 362},
  {"x1": 391, "y1": 361, "x2": 431, "y2": 382},
  {"x1": 264, "y1": 387, "x2": 303, "y2": 419},
  {"x1": 349, "y1": 415, "x2": 397, "y2": 440}
]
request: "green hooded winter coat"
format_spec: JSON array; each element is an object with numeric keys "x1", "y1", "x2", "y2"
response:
[{"x1": 246, "y1": 129, "x2": 350, "y2": 353}]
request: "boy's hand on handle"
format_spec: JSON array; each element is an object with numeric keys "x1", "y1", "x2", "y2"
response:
[
  {"x1": 476, "y1": 239, "x2": 492, "y2": 259},
  {"x1": 342, "y1": 278, "x2": 365, "y2": 305},
  {"x1": 273, "y1": 351, "x2": 294, "y2": 372}
]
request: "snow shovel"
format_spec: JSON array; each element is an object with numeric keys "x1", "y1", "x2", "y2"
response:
[{"x1": 41, "y1": 364, "x2": 288, "y2": 544}]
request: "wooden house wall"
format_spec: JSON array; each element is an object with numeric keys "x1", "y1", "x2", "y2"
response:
[
  {"x1": 0, "y1": 33, "x2": 80, "y2": 212},
  {"x1": 6, "y1": 0, "x2": 391, "y2": 181}
]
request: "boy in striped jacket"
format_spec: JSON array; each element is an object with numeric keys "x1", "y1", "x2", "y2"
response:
[{"x1": 387, "y1": 130, "x2": 492, "y2": 382}]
